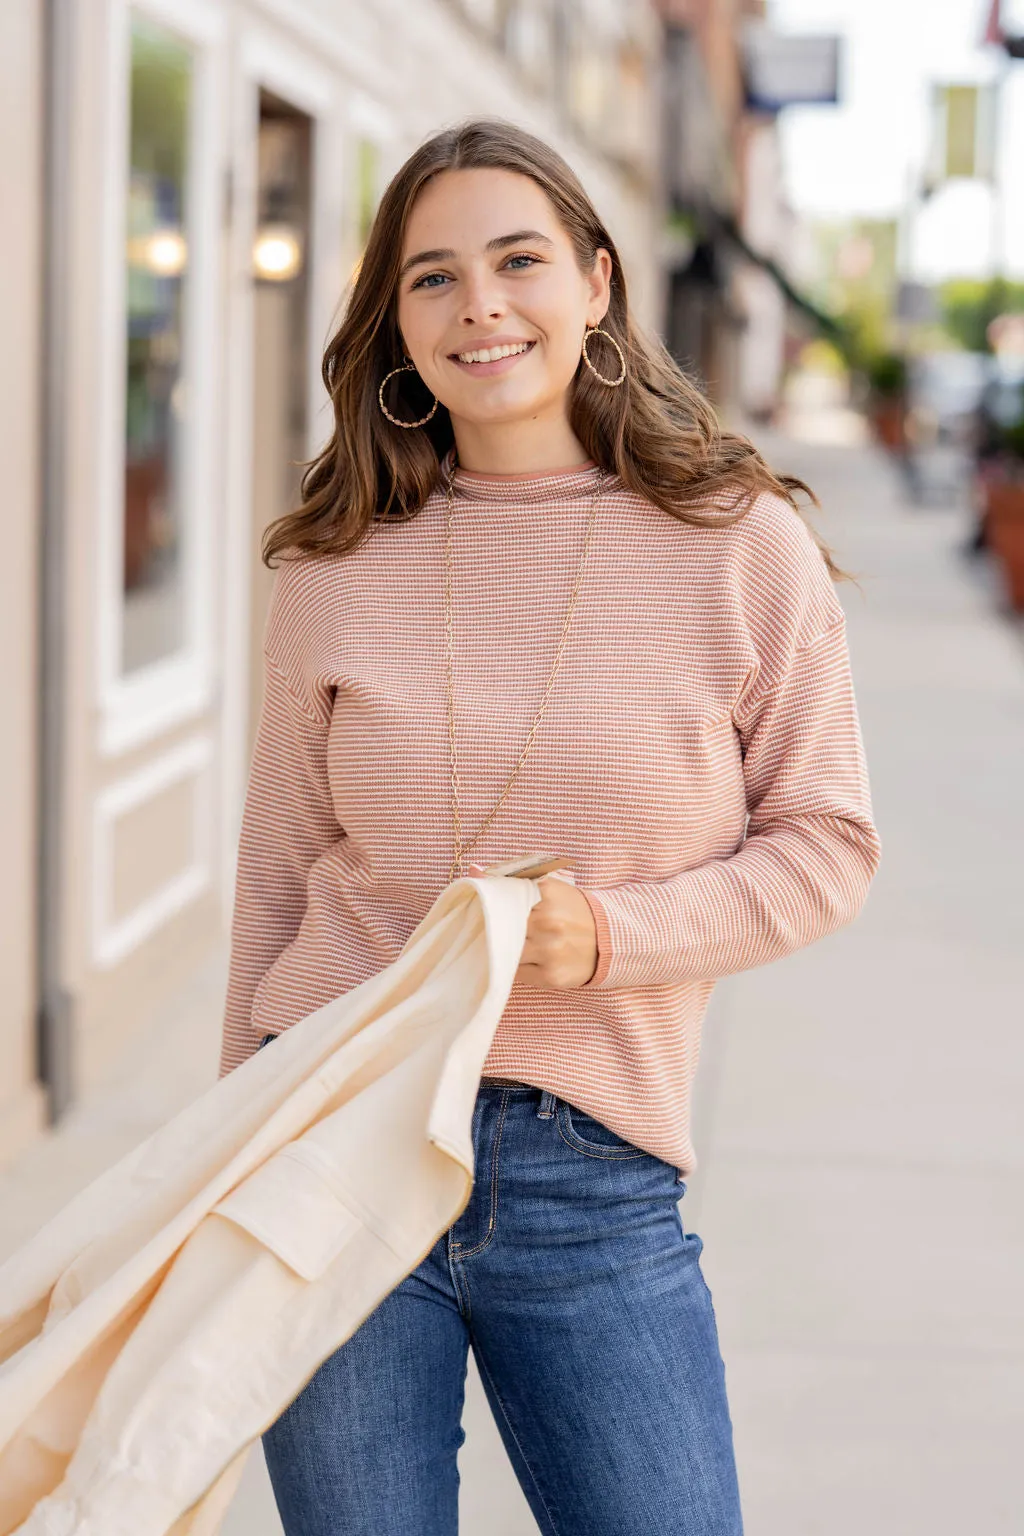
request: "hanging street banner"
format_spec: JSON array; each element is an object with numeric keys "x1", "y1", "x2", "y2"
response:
[{"x1": 926, "y1": 83, "x2": 998, "y2": 185}]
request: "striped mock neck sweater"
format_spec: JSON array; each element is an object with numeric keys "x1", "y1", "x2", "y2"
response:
[{"x1": 218, "y1": 453, "x2": 881, "y2": 1177}]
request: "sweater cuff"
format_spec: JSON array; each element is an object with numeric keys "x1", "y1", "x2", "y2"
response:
[{"x1": 577, "y1": 887, "x2": 613, "y2": 988}]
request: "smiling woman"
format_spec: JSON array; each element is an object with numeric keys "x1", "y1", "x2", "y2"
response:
[
  {"x1": 392, "y1": 169, "x2": 614, "y2": 473},
  {"x1": 260, "y1": 117, "x2": 849, "y2": 577},
  {"x1": 224, "y1": 117, "x2": 882, "y2": 1536}
]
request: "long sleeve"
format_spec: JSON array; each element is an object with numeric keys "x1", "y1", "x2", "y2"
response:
[
  {"x1": 578, "y1": 545, "x2": 881, "y2": 992},
  {"x1": 197, "y1": 464, "x2": 882, "y2": 1177},
  {"x1": 218, "y1": 579, "x2": 344, "y2": 1078}
]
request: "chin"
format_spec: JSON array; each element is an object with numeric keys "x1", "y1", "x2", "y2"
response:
[{"x1": 457, "y1": 393, "x2": 553, "y2": 426}]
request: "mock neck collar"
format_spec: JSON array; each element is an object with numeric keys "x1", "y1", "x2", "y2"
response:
[{"x1": 439, "y1": 445, "x2": 605, "y2": 503}]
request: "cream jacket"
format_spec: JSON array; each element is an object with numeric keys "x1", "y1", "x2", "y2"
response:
[{"x1": 0, "y1": 875, "x2": 539, "y2": 1536}]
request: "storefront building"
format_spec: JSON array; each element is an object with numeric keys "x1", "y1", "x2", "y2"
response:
[{"x1": 0, "y1": 0, "x2": 661, "y2": 1167}]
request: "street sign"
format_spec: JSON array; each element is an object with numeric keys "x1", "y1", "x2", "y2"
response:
[{"x1": 742, "y1": 27, "x2": 841, "y2": 112}]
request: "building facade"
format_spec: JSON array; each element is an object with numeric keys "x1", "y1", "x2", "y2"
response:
[
  {"x1": 0, "y1": 0, "x2": 661, "y2": 1166},
  {"x1": 656, "y1": 0, "x2": 826, "y2": 414}
]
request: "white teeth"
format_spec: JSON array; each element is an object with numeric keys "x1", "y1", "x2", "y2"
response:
[{"x1": 456, "y1": 341, "x2": 532, "y2": 364}]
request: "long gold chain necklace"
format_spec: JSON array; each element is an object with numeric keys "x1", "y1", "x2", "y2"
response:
[{"x1": 443, "y1": 454, "x2": 606, "y2": 884}]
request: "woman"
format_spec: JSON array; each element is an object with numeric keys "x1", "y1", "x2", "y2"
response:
[{"x1": 219, "y1": 119, "x2": 881, "y2": 1536}]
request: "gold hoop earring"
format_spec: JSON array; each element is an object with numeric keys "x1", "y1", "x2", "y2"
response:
[
  {"x1": 378, "y1": 359, "x2": 439, "y2": 428},
  {"x1": 580, "y1": 325, "x2": 626, "y2": 388}
]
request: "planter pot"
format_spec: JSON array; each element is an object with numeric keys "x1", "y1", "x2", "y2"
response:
[
  {"x1": 985, "y1": 479, "x2": 1024, "y2": 612},
  {"x1": 869, "y1": 397, "x2": 906, "y2": 452}
]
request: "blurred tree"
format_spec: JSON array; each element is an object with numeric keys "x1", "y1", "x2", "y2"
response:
[{"x1": 940, "y1": 277, "x2": 1024, "y2": 352}]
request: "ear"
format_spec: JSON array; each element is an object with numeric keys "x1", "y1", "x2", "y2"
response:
[{"x1": 585, "y1": 247, "x2": 613, "y2": 327}]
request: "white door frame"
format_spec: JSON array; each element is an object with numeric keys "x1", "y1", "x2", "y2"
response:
[{"x1": 219, "y1": 16, "x2": 346, "y2": 920}]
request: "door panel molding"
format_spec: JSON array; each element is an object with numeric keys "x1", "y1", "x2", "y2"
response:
[{"x1": 92, "y1": 733, "x2": 213, "y2": 967}]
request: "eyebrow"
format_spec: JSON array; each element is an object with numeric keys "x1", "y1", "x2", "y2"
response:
[{"x1": 398, "y1": 229, "x2": 555, "y2": 281}]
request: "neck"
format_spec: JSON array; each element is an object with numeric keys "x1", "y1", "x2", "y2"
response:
[{"x1": 450, "y1": 415, "x2": 589, "y2": 476}]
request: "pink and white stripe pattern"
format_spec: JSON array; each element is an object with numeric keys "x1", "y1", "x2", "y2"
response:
[{"x1": 218, "y1": 456, "x2": 881, "y2": 1177}]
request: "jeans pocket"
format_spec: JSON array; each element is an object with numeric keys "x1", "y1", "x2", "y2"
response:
[{"x1": 555, "y1": 1098, "x2": 651, "y2": 1161}]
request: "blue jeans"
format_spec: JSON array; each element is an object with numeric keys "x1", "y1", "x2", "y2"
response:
[{"x1": 254, "y1": 1032, "x2": 743, "y2": 1534}]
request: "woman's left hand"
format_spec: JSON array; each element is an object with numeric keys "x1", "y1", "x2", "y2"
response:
[{"x1": 468, "y1": 865, "x2": 599, "y2": 989}]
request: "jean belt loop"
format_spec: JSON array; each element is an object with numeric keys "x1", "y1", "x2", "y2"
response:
[{"x1": 536, "y1": 1088, "x2": 557, "y2": 1119}]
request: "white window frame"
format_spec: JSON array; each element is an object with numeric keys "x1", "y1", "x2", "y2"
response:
[
  {"x1": 96, "y1": 0, "x2": 226, "y2": 758},
  {"x1": 347, "y1": 90, "x2": 402, "y2": 237}
]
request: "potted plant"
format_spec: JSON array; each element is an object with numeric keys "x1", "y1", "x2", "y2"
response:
[
  {"x1": 864, "y1": 351, "x2": 908, "y2": 451},
  {"x1": 984, "y1": 417, "x2": 1024, "y2": 612}
]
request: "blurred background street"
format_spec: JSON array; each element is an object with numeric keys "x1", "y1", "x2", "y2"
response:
[{"x1": 2, "y1": 0, "x2": 1023, "y2": 1531}]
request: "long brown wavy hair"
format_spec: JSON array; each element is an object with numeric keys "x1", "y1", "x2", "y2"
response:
[{"x1": 263, "y1": 117, "x2": 853, "y2": 584}]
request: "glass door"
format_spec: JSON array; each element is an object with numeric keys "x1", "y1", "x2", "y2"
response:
[
  {"x1": 248, "y1": 90, "x2": 314, "y2": 760},
  {"x1": 218, "y1": 21, "x2": 344, "y2": 914}
]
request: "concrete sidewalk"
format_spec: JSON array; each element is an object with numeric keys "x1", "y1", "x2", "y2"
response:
[
  {"x1": 692, "y1": 424, "x2": 1024, "y2": 1534},
  {"x1": 2, "y1": 429, "x2": 1021, "y2": 1533}
]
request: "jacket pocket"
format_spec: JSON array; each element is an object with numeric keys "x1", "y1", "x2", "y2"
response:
[{"x1": 212, "y1": 1146, "x2": 363, "y2": 1282}]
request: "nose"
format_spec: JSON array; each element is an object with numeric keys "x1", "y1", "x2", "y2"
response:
[{"x1": 456, "y1": 261, "x2": 507, "y2": 327}]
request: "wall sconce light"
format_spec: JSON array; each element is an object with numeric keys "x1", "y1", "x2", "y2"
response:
[
  {"x1": 253, "y1": 168, "x2": 305, "y2": 282},
  {"x1": 253, "y1": 222, "x2": 303, "y2": 282},
  {"x1": 127, "y1": 228, "x2": 188, "y2": 276}
]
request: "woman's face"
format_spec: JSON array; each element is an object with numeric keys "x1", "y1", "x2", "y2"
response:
[{"x1": 394, "y1": 168, "x2": 612, "y2": 435}]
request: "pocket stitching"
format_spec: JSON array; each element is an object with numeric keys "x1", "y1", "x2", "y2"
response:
[
  {"x1": 555, "y1": 1100, "x2": 649, "y2": 1161},
  {"x1": 212, "y1": 1146, "x2": 363, "y2": 1281}
]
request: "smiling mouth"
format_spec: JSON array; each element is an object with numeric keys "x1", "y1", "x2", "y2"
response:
[{"x1": 450, "y1": 340, "x2": 536, "y2": 365}]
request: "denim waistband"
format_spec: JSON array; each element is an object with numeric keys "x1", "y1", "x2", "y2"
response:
[{"x1": 478, "y1": 1075, "x2": 558, "y2": 1116}]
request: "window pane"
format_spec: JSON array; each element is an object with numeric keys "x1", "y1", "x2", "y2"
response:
[{"x1": 121, "y1": 15, "x2": 192, "y2": 674}]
